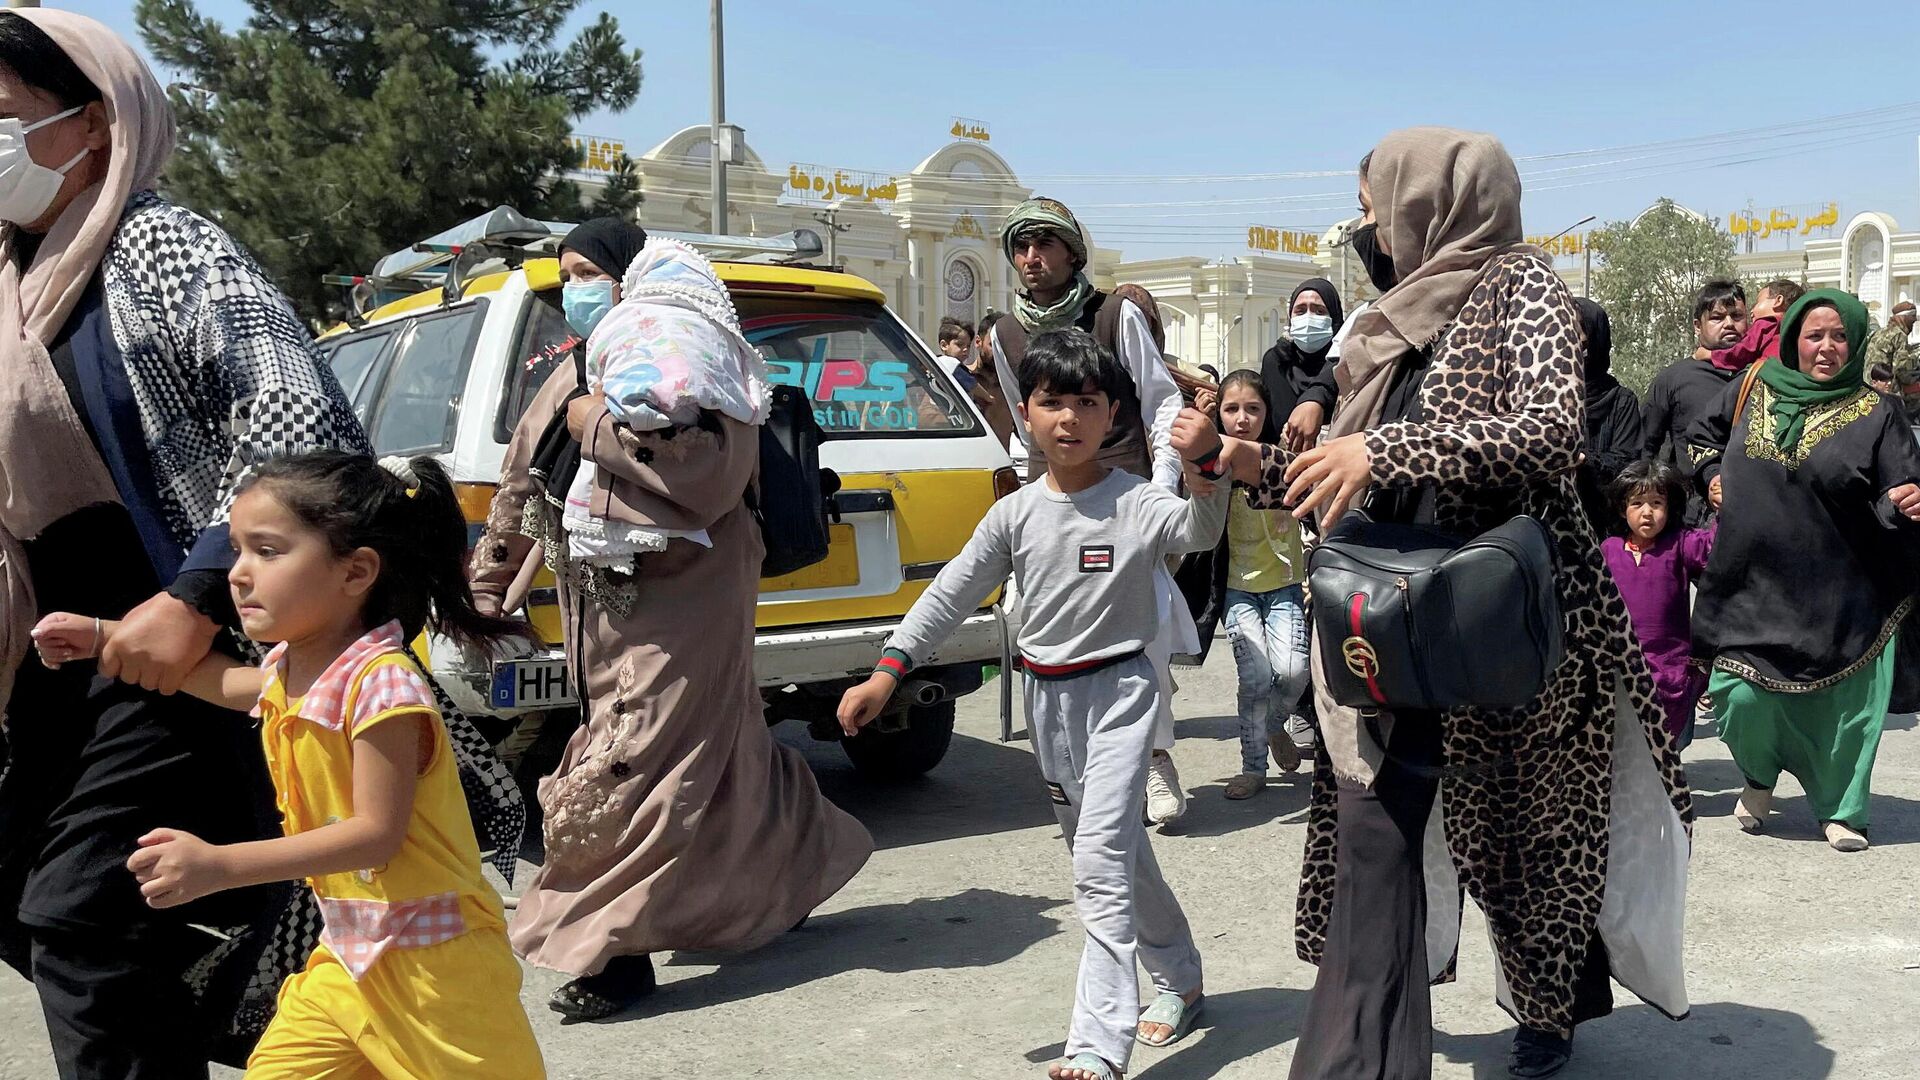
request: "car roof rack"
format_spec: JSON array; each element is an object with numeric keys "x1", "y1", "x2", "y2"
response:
[{"x1": 324, "y1": 207, "x2": 825, "y2": 323}]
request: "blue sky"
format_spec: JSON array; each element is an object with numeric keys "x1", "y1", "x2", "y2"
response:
[{"x1": 68, "y1": 0, "x2": 1920, "y2": 260}]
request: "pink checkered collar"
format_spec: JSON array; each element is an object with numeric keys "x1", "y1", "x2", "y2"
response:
[{"x1": 253, "y1": 621, "x2": 410, "y2": 731}]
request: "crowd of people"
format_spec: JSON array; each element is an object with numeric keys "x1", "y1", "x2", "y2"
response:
[{"x1": 4, "y1": 10, "x2": 1920, "y2": 1080}]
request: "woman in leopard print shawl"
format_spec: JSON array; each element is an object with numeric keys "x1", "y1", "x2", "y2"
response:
[{"x1": 1175, "y1": 128, "x2": 1693, "y2": 1079}]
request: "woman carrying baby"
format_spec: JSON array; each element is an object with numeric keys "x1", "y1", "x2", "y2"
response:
[{"x1": 470, "y1": 221, "x2": 873, "y2": 1019}]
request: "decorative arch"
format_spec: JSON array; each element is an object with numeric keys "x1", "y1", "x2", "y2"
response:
[
  {"x1": 943, "y1": 253, "x2": 986, "y2": 327},
  {"x1": 1842, "y1": 212, "x2": 1900, "y2": 316},
  {"x1": 910, "y1": 141, "x2": 1019, "y2": 182},
  {"x1": 641, "y1": 124, "x2": 770, "y2": 171}
]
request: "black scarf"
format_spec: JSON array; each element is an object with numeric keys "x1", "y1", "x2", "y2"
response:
[
  {"x1": 1258, "y1": 277, "x2": 1346, "y2": 440},
  {"x1": 560, "y1": 217, "x2": 648, "y2": 281}
]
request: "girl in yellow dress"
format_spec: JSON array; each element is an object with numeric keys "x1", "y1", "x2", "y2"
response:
[{"x1": 32, "y1": 451, "x2": 546, "y2": 1079}]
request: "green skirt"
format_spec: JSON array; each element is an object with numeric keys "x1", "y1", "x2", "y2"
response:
[{"x1": 1710, "y1": 636, "x2": 1894, "y2": 830}]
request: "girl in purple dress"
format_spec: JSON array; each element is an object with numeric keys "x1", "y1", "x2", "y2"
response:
[{"x1": 1601, "y1": 460, "x2": 1717, "y2": 749}]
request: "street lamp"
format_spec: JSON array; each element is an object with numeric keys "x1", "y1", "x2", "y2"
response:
[
  {"x1": 1548, "y1": 214, "x2": 1597, "y2": 298},
  {"x1": 1215, "y1": 313, "x2": 1243, "y2": 373}
]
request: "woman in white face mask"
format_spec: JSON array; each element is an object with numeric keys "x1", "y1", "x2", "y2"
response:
[
  {"x1": 0, "y1": 11, "x2": 433, "y2": 1078},
  {"x1": 1257, "y1": 277, "x2": 1345, "y2": 453}
]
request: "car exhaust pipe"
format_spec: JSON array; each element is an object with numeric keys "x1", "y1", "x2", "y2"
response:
[{"x1": 902, "y1": 679, "x2": 945, "y2": 707}]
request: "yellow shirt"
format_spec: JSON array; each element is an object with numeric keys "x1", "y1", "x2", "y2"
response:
[
  {"x1": 1226, "y1": 489, "x2": 1304, "y2": 594},
  {"x1": 255, "y1": 621, "x2": 505, "y2": 980}
]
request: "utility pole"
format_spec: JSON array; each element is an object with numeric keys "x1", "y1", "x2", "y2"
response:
[
  {"x1": 812, "y1": 204, "x2": 851, "y2": 267},
  {"x1": 709, "y1": 0, "x2": 728, "y2": 234}
]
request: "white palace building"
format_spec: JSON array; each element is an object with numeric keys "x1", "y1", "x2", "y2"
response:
[{"x1": 571, "y1": 126, "x2": 1920, "y2": 374}]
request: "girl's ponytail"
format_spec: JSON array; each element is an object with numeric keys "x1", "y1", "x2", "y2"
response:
[{"x1": 397, "y1": 455, "x2": 525, "y2": 650}]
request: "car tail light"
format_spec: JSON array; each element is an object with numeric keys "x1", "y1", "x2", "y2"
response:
[
  {"x1": 454, "y1": 482, "x2": 499, "y2": 561},
  {"x1": 992, "y1": 467, "x2": 1020, "y2": 501}
]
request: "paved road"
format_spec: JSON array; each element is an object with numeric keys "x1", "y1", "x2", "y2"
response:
[{"x1": 5, "y1": 644, "x2": 1919, "y2": 1079}]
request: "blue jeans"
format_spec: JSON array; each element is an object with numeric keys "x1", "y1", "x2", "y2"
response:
[{"x1": 1224, "y1": 585, "x2": 1310, "y2": 775}]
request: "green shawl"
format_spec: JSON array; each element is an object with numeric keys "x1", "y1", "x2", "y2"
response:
[{"x1": 1758, "y1": 288, "x2": 1871, "y2": 453}]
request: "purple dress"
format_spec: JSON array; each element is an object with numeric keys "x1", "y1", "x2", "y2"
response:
[{"x1": 1602, "y1": 524, "x2": 1717, "y2": 746}]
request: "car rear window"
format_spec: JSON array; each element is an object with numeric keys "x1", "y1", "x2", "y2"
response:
[
  {"x1": 323, "y1": 304, "x2": 486, "y2": 457},
  {"x1": 738, "y1": 296, "x2": 980, "y2": 439}
]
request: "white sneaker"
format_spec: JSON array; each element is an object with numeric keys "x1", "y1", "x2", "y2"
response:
[{"x1": 1145, "y1": 752, "x2": 1187, "y2": 824}]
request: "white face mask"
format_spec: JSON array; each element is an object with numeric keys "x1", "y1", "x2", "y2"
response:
[
  {"x1": 1289, "y1": 312, "x2": 1334, "y2": 353},
  {"x1": 0, "y1": 105, "x2": 91, "y2": 226}
]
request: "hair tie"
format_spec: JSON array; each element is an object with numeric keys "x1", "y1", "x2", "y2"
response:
[{"x1": 378, "y1": 455, "x2": 421, "y2": 497}]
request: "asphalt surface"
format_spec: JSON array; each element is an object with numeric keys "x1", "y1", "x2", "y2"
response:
[{"x1": 5, "y1": 642, "x2": 1919, "y2": 1079}]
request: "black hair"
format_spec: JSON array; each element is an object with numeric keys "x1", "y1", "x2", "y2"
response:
[
  {"x1": 1016, "y1": 327, "x2": 1125, "y2": 403},
  {"x1": 237, "y1": 451, "x2": 523, "y2": 648},
  {"x1": 937, "y1": 316, "x2": 974, "y2": 347},
  {"x1": 0, "y1": 13, "x2": 102, "y2": 110},
  {"x1": 1607, "y1": 459, "x2": 1688, "y2": 535},
  {"x1": 1214, "y1": 368, "x2": 1273, "y2": 430},
  {"x1": 980, "y1": 310, "x2": 1003, "y2": 334},
  {"x1": 1763, "y1": 278, "x2": 1805, "y2": 310},
  {"x1": 1692, "y1": 279, "x2": 1747, "y2": 323},
  {"x1": 1869, "y1": 362, "x2": 1895, "y2": 384}
]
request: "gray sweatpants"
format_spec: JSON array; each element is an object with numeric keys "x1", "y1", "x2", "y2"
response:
[{"x1": 1027, "y1": 655, "x2": 1204, "y2": 1069}]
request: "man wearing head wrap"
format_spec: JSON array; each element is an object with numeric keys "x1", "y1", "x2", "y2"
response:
[
  {"x1": 1865, "y1": 298, "x2": 1919, "y2": 428},
  {"x1": 986, "y1": 197, "x2": 1197, "y2": 825}
]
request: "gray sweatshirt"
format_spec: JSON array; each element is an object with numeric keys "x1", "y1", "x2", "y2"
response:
[{"x1": 886, "y1": 469, "x2": 1230, "y2": 669}]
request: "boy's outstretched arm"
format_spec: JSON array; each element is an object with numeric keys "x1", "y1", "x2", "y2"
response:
[{"x1": 838, "y1": 504, "x2": 1014, "y2": 735}]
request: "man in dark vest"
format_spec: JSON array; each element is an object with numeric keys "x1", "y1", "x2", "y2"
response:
[{"x1": 986, "y1": 196, "x2": 1195, "y2": 826}]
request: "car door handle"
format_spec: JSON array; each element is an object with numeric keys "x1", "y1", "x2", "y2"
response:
[{"x1": 831, "y1": 490, "x2": 894, "y2": 515}]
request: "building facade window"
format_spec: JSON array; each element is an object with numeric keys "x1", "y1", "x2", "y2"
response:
[{"x1": 945, "y1": 256, "x2": 980, "y2": 325}]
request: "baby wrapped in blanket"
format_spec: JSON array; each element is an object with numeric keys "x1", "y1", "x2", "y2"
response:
[{"x1": 564, "y1": 239, "x2": 772, "y2": 568}]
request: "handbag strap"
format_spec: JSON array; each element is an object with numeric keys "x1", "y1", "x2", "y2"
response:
[{"x1": 1733, "y1": 360, "x2": 1764, "y2": 426}]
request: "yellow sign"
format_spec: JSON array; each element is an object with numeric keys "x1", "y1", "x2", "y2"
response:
[
  {"x1": 1526, "y1": 233, "x2": 1586, "y2": 258},
  {"x1": 567, "y1": 134, "x2": 627, "y2": 174},
  {"x1": 1729, "y1": 202, "x2": 1838, "y2": 240},
  {"x1": 951, "y1": 212, "x2": 986, "y2": 240},
  {"x1": 1247, "y1": 226, "x2": 1320, "y2": 256},
  {"x1": 785, "y1": 163, "x2": 899, "y2": 206},
  {"x1": 950, "y1": 117, "x2": 991, "y2": 143}
]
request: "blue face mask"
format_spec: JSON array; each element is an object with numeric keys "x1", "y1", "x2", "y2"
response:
[{"x1": 562, "y1": 280, "x2": 616, "y2": 337}]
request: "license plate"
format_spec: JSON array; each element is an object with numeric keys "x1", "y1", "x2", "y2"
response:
[
  {"x1": 491, "y1": 659, "x2": 576, "y2": 710},
  {"x1": 763, "y1": 524, "x2": 860, "y2": 592}
]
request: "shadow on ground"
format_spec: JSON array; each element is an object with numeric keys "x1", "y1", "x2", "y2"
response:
[
  {"x1": 1022, "y1": 987, "x2": 1311, "y2": 1079},
  {"x1": 785, "y1": 722, "x2": 1063, "y2": 851},
  {"x1": 1436, "y1": 1001, "x2": 1834, "y2": 1080},
  {"x1": 1684, "y1": 756, "x2": 1920, "y2": 847},
  {"x1": 564, "y1": 887, "x2": 1066, "y2": 1022}
]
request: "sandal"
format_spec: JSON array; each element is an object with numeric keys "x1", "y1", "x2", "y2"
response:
[
  {"x1": 1050, "y1": 1052, "x2": 1122, "y2": 1080},
  {"x1": 1824, "y1": 821, "x2": 1869, "y2": 852},
  {"x1": 1224, "y1": 773, "x2": 1265, "y2": 800},
  {"x1": 1136, "y1": 990, "x2": 1204, "y2": 1047},
  {"x1": 1269, "y1": 733, "x2": 1303, "y2": 773},
  {"x1": 1734, "y1": 785, "x2": 1772, "y2": 834},
  {"x1": 549, "y1": 954, "x2": 656, "y2": 1021}
]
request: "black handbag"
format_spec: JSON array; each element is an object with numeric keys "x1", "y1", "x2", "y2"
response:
[{"x1": 1308, "y1": 511, "x2": 1562, "y2": 711}]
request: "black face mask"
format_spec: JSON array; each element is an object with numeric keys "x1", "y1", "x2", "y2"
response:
[{"x1": 1350, "y1": 223, "x2": 1397, "y2": 293}]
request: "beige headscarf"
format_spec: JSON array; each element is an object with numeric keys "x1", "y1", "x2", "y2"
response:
[
  {"x1": 0, "y1": 10, "x2": 176, "y2": 715},
  {"x1": 1314, "y1": 127, "x2": 1539, "y2": 788},
  {"x1": 1327, "y1": 127, "x2": 1532, "y2": 443}
]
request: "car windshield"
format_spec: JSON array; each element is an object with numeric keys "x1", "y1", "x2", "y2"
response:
[{"x1": 738, "y1": 296, "x2": 979, "y2": 438}]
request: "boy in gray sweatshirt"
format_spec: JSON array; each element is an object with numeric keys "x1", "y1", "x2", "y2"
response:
[{"x1": 839, "y1": 329, "x2": 1229, "y2": 1080}]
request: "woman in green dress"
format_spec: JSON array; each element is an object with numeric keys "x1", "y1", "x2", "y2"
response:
[{"x1": 1688, "y1": 288, "x2": 1920, "y2": 851}]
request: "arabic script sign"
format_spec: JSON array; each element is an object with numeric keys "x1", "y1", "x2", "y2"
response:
[
  {"x1": 1729, "y1": 202, "x2": 1839, "y2": 240},
  {"x1": 782, "y1": 163, "x2": 900, "y2": 208},
  {"x1": 950, "y1": 117, "x2": 991, "y2": 143}
]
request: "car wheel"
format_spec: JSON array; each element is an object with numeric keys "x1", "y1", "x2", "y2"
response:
[{"x1": 839, "y1": 701, "x2": 955, "y2": 781}]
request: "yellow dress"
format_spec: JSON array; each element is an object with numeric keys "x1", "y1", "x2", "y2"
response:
[{"x1": 244, "y1": 622, "x2": 544, "y2": 1079}]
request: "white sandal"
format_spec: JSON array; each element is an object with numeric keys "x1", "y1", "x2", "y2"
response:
[{"x1": 1825, "y1": 821, "x2": 1869, "y2": 852}]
